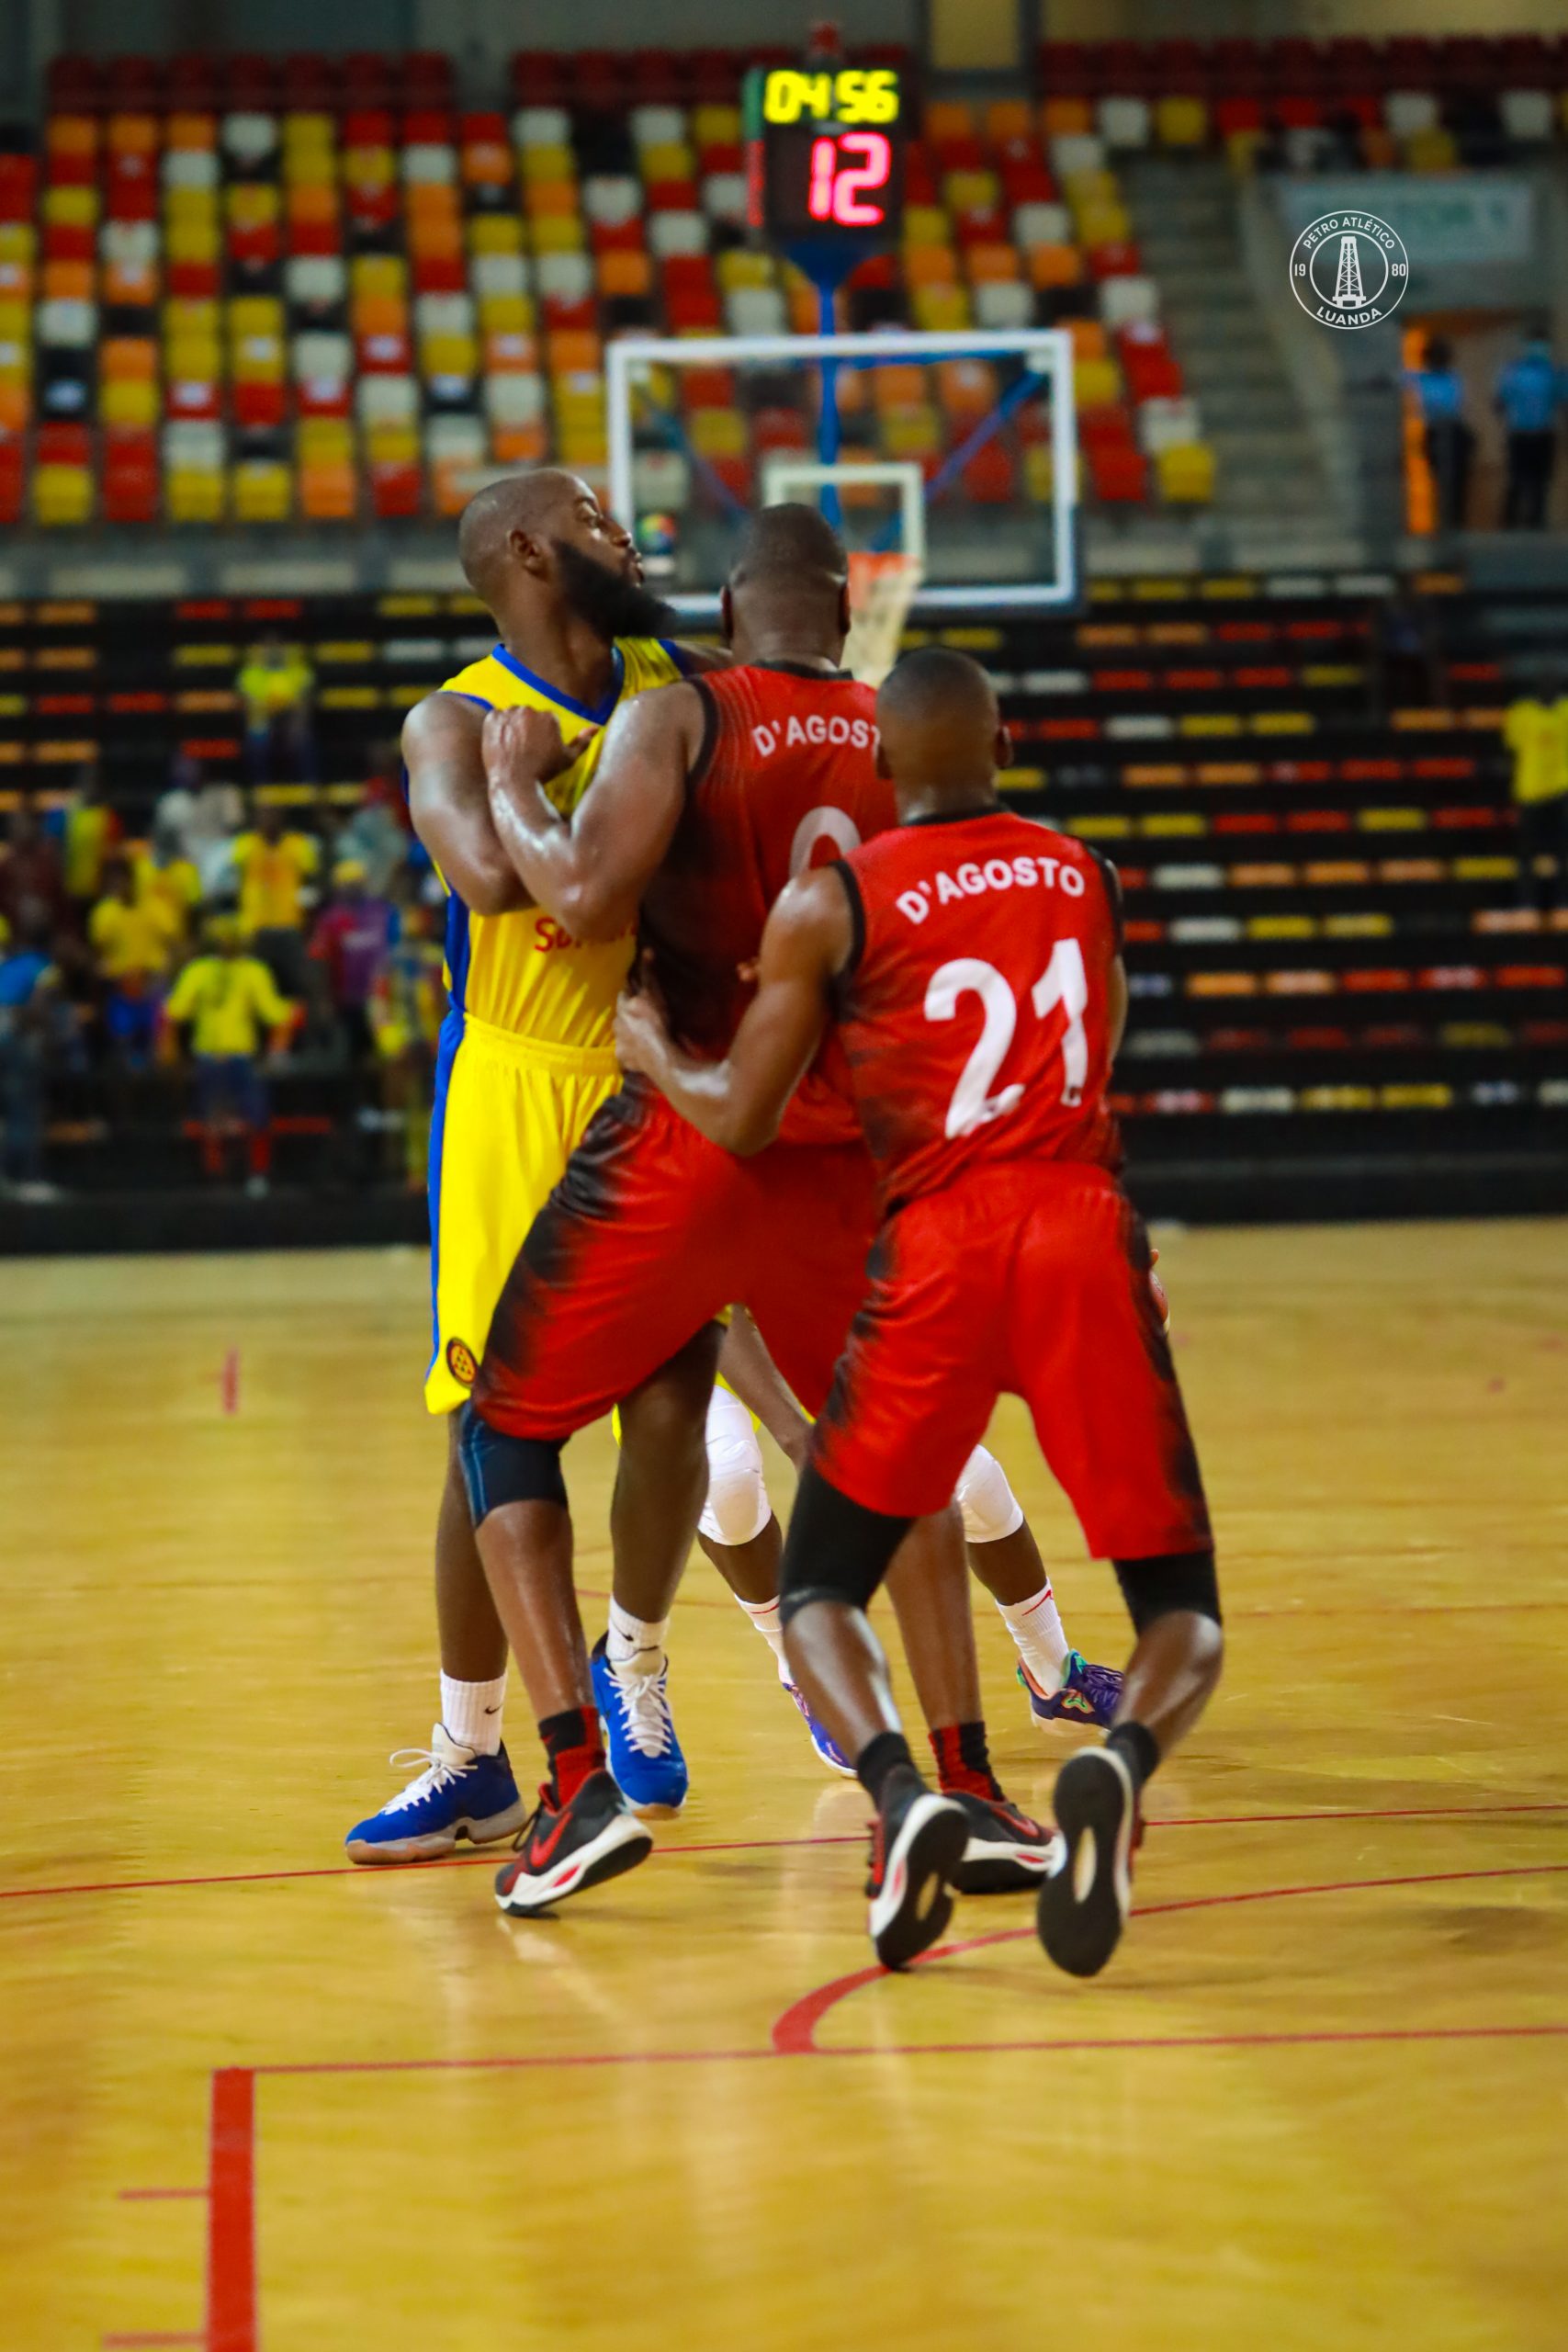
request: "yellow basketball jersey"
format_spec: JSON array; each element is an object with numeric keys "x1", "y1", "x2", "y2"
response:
[{"x1": 434, "y1": 635, "x2": 683, "y2": 1048}]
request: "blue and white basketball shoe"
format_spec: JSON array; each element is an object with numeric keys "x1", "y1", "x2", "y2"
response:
[
  {"x1": 591, "y1": 1634, "x2": 689, "y2": 1817},
  {"x1": 783, "y1": 1679, "x2": 855, "y2": 1777},
  {"x1": 344, "y1": 1724, "x2": 525, "y2": 1864}
]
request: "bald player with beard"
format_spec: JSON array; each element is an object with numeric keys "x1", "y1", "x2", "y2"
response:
[{"x1": 345, "y1": 469, "x2": 716, "y2": 1861}]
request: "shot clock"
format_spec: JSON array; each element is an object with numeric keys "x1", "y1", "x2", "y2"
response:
[{"x1": 743, "y1": 62, "x2": 906, "y2": 266}]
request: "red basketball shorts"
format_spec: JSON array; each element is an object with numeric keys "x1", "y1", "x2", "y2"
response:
[
  {"x1": 810, "y1": 1159, "x2": 1213, "y2": 1561},
  {"x1": 472, "y1": 1080, "x2": 880, "y2": 1441}
]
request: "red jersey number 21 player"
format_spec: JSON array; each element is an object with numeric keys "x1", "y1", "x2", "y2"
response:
[{"x1": 616, "y1": 648, "x2": 1224, "y2": 1978}]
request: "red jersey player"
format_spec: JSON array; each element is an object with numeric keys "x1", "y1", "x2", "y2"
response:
[
  {"x1": 460, "y1": 507, "x2": 1055, "y2": 1933},
  {"x1": 615, "y1": 646, "x2": 1224, "y2": 1978}
]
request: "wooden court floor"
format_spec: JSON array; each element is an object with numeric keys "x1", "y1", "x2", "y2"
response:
[{"x1": 2, "y1": 1219, "x2": 1564, "y2": 2352}]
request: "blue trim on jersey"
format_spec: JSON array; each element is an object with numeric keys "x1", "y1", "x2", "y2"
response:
[
  {"x1": 444, "y1": 888, "x2": 471, "y2": 1015},
  {"x1": 490, "y1": 641, "x2": 625, "y2": 725},
  {"x1": 659, "y1": 638, "x2": 694, "y2": 676},
  {"x1": 425, "y1": 1003, "x2": 464, "y2": 1385},
  {"x1": 441, "y1": 691, "x2": 493, "y2": 707}
]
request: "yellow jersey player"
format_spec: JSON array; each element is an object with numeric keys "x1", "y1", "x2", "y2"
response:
[{"x1": 346, "y1": 469, "x2": 705, "y2": 1861}]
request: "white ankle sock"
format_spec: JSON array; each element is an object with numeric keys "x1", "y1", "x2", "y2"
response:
[
  {"x1": 735, "y1": 1591, "x2": 791, "y2": 1681},
  {"x1": 439, "y1": 1670, "x2": 507, "y2": 1757},
  {"x1": 606, "y1": 1597, "x2": 669, "y2": 1676},
  {"x1": 996, "y1": 1583, "x2": 1070, "y2": 1687}
]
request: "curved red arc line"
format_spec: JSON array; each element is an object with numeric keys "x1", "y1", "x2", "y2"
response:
[{"x1": 770, "y1": 1860, "x2": 1568, "y2": 2053}]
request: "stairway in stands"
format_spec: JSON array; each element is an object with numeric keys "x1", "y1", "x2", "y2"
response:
[{"x1": 1124, "y1": 154, "x2": 1353, "y2": 560}]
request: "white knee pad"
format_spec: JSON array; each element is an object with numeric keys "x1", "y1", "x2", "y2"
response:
[
  {"x1": 954, "y1": 1443, "x2": 1024, "y2": 1545},
  {"x1": 699, "y1": 1384, "x2": 773, "y2": 1547}
]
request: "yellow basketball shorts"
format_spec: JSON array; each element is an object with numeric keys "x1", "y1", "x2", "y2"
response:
[{"x1": 424, "y1": 1008, "x2": 621, "y2": 1415}]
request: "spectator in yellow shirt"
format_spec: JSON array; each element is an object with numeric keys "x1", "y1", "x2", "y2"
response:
[
  {"x1": 1504, "y1": 682, "x2": 1568, "y2": 912},
  {"x1": 87, "y1": 857, "x2": 180, "y2": 1068},
  {"x1": 237, "y1": 633, "x2": 317, "y2": 786},
  {"x1": 62, "y1": 761, "x2": 120, "y2": 921},
  {"x1": 134, "y1": 822, "x2": 204, "y2": 954},
  {"x1": 230, "y1": 803, "x2": 320, "y2": 995},
  {"x1": 164, "y1": 916, "x2": 297, "y2": 1193}
]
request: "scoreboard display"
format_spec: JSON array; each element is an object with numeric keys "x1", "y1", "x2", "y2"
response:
[{"x1": 743, "y1": 63, "x2": 906, "y2": 255}]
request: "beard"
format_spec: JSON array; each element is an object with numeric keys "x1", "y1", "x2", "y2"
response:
[{"x1": 553, "y1": 539, "x2": 678, "y2": 643}]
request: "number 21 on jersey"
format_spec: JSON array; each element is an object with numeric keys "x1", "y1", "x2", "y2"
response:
[{"x1": 924, "y1": 944, "x2": 1089, "y2": 1138}]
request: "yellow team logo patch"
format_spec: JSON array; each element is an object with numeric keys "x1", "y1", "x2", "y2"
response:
[{"x1": 446, "y1": 1339, "x2": 478, "y2": 1387}]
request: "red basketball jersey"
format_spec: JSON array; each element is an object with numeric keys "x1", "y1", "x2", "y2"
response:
[
  {"x1": 639, "y1": 662, "x2": 895, "y2": 1141},
  {"x1": 834, "y1": 807, "x2": 1123, "y2": 1204}
]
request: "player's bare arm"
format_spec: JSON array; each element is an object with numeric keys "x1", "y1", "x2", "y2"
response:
[
  {"x1": 402, "y1": 692, "x2": 532, "y2": 915},
  {"x1": 480, "y1": 682, "x2": 703, "y2": 942},
  {"x1": 615, "y1": 867, "x2": 852, "y2": 1154}
]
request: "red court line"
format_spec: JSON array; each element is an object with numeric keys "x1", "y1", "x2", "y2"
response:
[
  {"x1": 7, "y1": 1803, "x2": 1563, "y2": 1909},
  {"x1": 197, "y1": 1858, "x2": 1568, "y2": 2348},
  {"x1": 208, "y1": 2070, "x2": 255, "y2": 2352},
  {"x1": 771, "y1": 1860, "x2": 1568, "y2": 2053}
]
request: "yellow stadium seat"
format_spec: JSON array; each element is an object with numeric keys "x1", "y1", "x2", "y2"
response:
[
  {"x1": 165, "y1": 223, "x2": 220, "y2": 266},
  {"x1": 692, "y1": 105, "x2": 741, "y2": 146},
  {"x1": 943, "y1": 170, "x2": 1000, "y2": 212},
  {"x1": 420, "y1": 333, "x2": 479, "y2": 377},
  {"x1": 1074, "y1": 357, "x2": 1123, "y2": 408},
  {"x1": 1157, "y1": 442, "x2": 1216, "y2": 503},
  {"x1": 298, "y1": 418, "x2": 354, "y2": 462},
  {"x1": 529, "y1": 215, "x2": 585, "y2": 254},
  {"x1": 1156, "y1": 96, "x2": 1209, "y2": 147},
  {"x1": 34, "y1": 464, "x2": 93, "y2": 526},
  {"x1": 912, "y1": 285, "x2": 972, "y2": 331},
  {"x1": 638, "y1": 142, "x2": 695, "y2": 182},
  {"x1": 903, "y1": 206, "x2": 950, "y2": 247},
  {"x1": 716, "y1": 250, "x2": 773, "y2": 288},
  {"x1": 520, "y1": 142, "x2": 575, "y2": 183},
  {"x1": 1404, "y1": 129, "x2": 1459, "y2": 172},
  {"x1": 231, "y1": 461, "x2": 293, "y2": 522},
  {"x1": 558, "y1": 422, "x2": 608, "y2": 467},
  {"x1": 164, "y1": 186, "x2": 219, "y2": 225},
  {"x1": 366, "y1": 424, "x2": 421, "y2": 465},
  {"x1": 0, "y1": 298, "x2": 28, "y2": 343},
  {"x1": 476, "y1": 290, "x2": 535, "y2": 334},
  {"x1": 166, "y1": 468, "x2": 224, "y2": 523},
  {"x1": 44, "y1": 186, "x2": 99, "y2": 228},
  {"x1": 229, "y1": 295, "x2": 284, "y2": 335},
  {"x1": 1076, "y1": 203, "x2": 1134, "y2": 247},
  {"x1": 881, "y1": 409, "x2": 942, "y2": 460},
  {"x1": 227, "y1": 184, "x2": 280, "y2": 228},
  {"x1": 100, "y1": 378, "x2": 158, "y2": 428},
  {"x1": 351, "y1": 254, "x2": 407, "y2": 297},
  {"x1": 0, "y1": 225, "x2": 36, "y2": 266},
  {"x1": 469, "y1": 215, "x2": 524, "y2": 254},
  {"x1": 688, "y1": 408, "x2": 746, "y2": 458},
  {"x1": 164, "y1": 338, "x2": 222, "y2": 382}
]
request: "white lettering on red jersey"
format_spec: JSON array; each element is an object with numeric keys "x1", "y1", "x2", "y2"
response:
[
  {"x1": 833, "y1": 807, "x2": 1123, "y2": 1202},
  {"x1": 638, "y1": 662, "x2": 895, "y2": 1143}
]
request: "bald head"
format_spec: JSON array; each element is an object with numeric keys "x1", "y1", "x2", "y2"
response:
[
  {"x1": 457, "y1": 469, "x2": 581, "y2": 604},
  {"x1": 875, "y1": 648, "x2": 1010, "y2": 814},
  {"x1": 722, "y1": 503, "x2": 850, "y2": 662}
]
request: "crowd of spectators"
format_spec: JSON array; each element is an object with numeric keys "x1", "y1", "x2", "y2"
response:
[{"x1": 0, "y1": 748, "x2": 445, "y2": 1200}]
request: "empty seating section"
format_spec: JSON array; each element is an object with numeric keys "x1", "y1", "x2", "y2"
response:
[
  {"x1": 4, "y1": 570, "x2": 1565, "y2": 1147},
  {"x1": 1032, "y1": 33, "x2": 1568, "y2": 172},
  {"x1": 4, "y1": 34, "x2": 1566, "y2": 526}
]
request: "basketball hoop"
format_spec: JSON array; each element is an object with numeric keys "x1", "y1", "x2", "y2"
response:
[{"x1": 845, "y1": 548, "x2": 922, "y2": 687}]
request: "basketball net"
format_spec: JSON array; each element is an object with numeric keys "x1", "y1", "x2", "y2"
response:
[{"x1": 844, "y1": 549, "x2": 922, "y2": 688}]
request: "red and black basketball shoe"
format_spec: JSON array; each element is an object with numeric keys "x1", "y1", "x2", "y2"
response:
[
  {"x1": 494, "y1": 1770, "x2": 653, "y2": 1918},
  {"x1": 946, "y1": 1789, "x2": 1055, "y2": 1895},
  {"x1": 865, "y1": 1783, "x2": 969, "y2": 1970}
]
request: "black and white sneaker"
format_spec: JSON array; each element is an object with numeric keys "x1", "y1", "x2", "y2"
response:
[
  {"x1": 1036, "y1": 1747, "x2": 1138, "y2": 1977},
  {"x1": 865, "y1": 1785, "x2": 969, "y2": 1970},
  {"x1": 494, "y1": 1770, "x2": 653, "y2": 1918},
  {"x1": 947, "y1": 1790, "x2": 1055, "y2": 1895}
]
